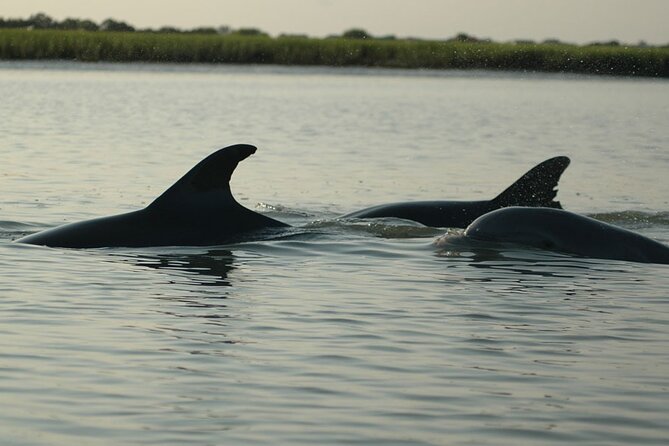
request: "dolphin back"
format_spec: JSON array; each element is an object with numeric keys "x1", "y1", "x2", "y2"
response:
[
  {"x1": 16, "y1": 144, "x2": 289, "y2": 248},
  {"x1": 342, "y1": 155, "x2": 571, "y2": 228},
  {"x1": 465, "y1": 207, "x2": 669, "y2": 265}
]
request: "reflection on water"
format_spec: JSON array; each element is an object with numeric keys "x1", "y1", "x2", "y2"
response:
[{"x1": 123, "y1": 249, "x2": 237, "y2": 287}]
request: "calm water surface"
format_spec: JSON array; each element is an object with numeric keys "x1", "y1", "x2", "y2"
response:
[{"x1": 1, "y1": 61, "x2": 668, "y2": 445}]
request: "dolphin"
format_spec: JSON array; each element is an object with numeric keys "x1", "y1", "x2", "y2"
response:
[
  {"x1": 463, "y1": 207, "x2": 669, "y2": 265},
  {"x1": 16, "y1": 144, "x2": 289, "y2": 248},
  {"x1": 342, "y1": 156, "x2": 570, "y2": 228}
]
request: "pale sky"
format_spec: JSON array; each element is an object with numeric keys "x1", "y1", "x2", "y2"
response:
[{"x1": 2, "y1": 0, "x2": 668, "y2": 45}]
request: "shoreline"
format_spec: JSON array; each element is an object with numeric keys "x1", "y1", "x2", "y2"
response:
[
  {"x1": 4, "y1": 59, "x2": 665, "y2": 83},
  {"x1": 1, "y1": 29, "x2": 667, "y2": 78}
]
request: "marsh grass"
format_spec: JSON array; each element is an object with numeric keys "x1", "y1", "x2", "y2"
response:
[{"x1": 1, "y1": 29, "x2": 667, "y2": 77}]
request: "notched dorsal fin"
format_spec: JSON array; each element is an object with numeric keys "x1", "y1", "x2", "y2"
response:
[
  {"x1": 492, "y1": 156, "x2": 571, "y2": 209},
  {"x1": 149, "y1": 144, "x2": 257, "y2": 209}
]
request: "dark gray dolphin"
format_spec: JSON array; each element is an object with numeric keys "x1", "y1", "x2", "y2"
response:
[
  {"x1": 16, "y1": 144, "x2": 289, "y2": 248},
  {"x1": 343, "y1": 156, "x2": 570, "y2": 228},
  {"x1": 463, "y1": 207, "x2": 669, "y2": 264}
]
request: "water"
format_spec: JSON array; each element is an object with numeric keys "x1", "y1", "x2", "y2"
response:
[{"x1": 1, "y1": 61, "x2": 668, "y2": 445}]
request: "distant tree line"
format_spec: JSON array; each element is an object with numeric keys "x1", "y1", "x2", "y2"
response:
[
  {"x1": 0, "y1": 13, "x2": 383, "y2": 39},
  {"x1": 0, "y1": 13, "x2": 664, "y2": 48},
  {"x1": 0, "y1": 12, "x2": 241, "y2": 35}
]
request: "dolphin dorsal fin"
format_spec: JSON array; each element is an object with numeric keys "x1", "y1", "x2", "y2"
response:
[
  {"x1": 148, "y1": 144, "x2": 257, "y2": 210},
  {"x1": 492, "y1": 156, "x2": 571, "y2": 208}
]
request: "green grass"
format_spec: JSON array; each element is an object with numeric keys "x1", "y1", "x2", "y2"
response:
[{"x1": 1, "y1": 29, "x2": 667, "y2": 77}]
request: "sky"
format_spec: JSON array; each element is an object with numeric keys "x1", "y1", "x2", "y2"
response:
[{"x1": 2, "y1": 0, "x2": 668, "y2": 45}]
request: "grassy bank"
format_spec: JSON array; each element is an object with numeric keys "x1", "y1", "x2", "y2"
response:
[{"x1": 1, "y1": 29, "x2": 667, "y2": 77}]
